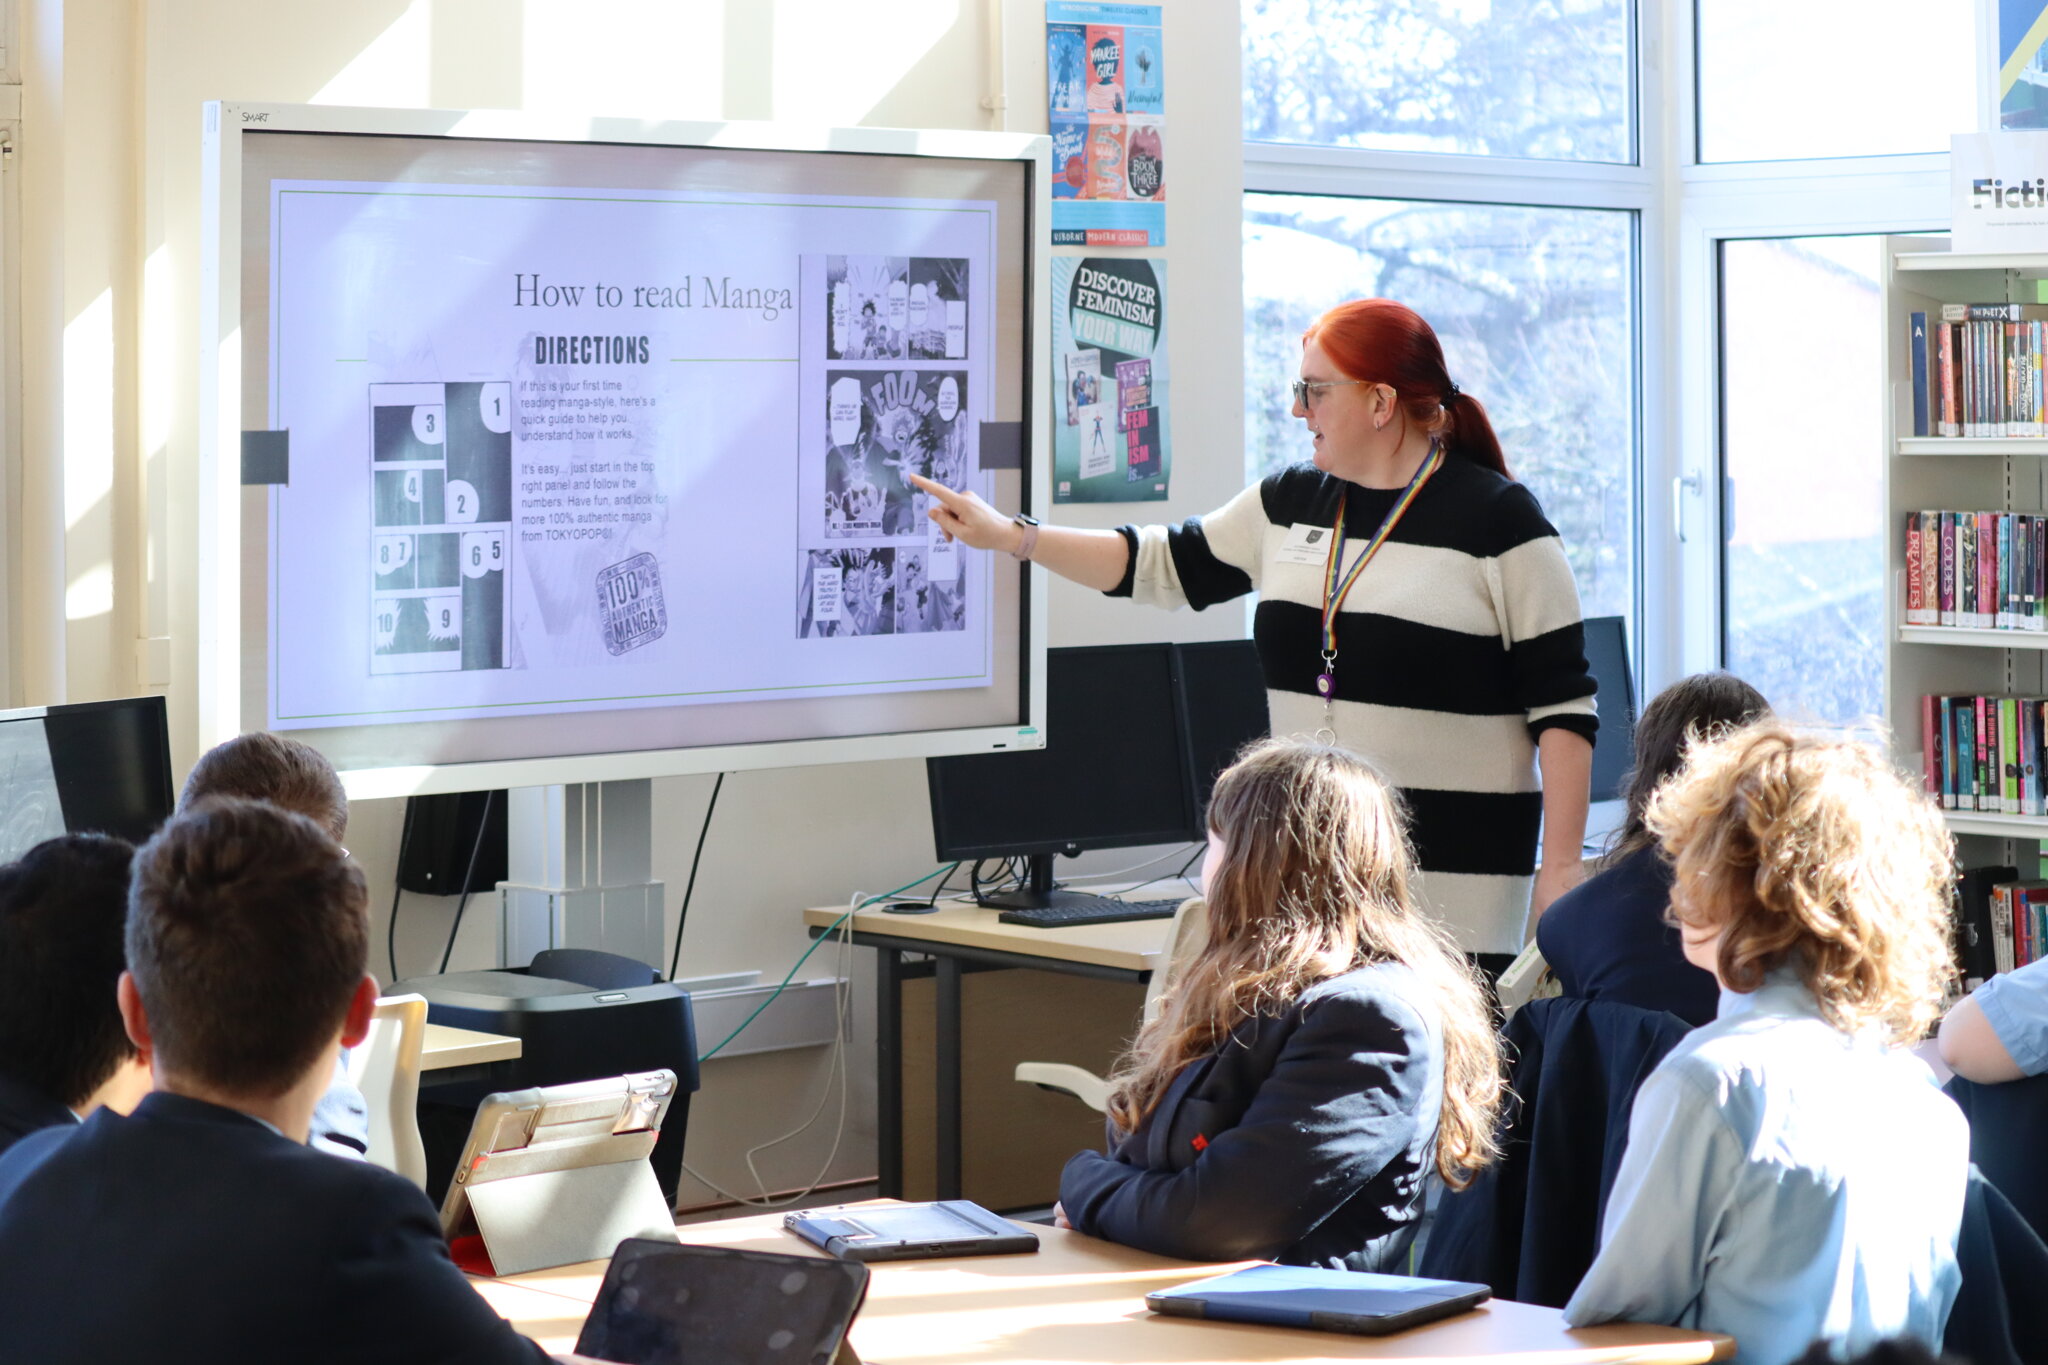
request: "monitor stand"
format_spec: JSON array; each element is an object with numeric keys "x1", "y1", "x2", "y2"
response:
[{"x1": 974, "y1": 853, "x2": 1101, "y2": 912}]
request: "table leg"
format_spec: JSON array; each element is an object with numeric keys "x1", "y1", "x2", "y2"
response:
[
  {"x1": 935, "y1": 954, "x2": 963, "y2": 1200},
  {"x1": 876, "y1": 949, "x2": 904, "y2": 1199}
]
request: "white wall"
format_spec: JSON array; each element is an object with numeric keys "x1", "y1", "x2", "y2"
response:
[{"x1": 18, "y1": 0, "x2": 1245, "y2": 1201}]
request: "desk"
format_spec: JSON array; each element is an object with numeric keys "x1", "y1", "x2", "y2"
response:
[
  {"x1": 803, "y1": 890, "x2": 1180, "y2": 1200},
  {"x1": 420, "y1": 1023, "x2": 522, "y2": 1087},
  {"x1": 480, "y1": 1205, "x2": 1736, "y2": 1363}
]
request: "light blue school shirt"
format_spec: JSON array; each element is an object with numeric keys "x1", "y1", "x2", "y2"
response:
[
  {"x1": 1971, "y1": 956, "x2": 2048, "y2": 1075},
  {"x1": 1562, "y1": 970, "x2": 1967, "y2": 1365}
]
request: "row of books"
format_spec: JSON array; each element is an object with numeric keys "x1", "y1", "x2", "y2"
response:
[
  {"x1": 1903, "y1": 510, "x2": 2048, "y2": 630},
  {"x1": 1908, "y1": 304, "x2": 2048, "y2": 438},
  {"x1": 1987, "y1": 881, "x2": 2048, "y2": 975},
  {"x1": 1919, "y1": 694, "x2": 2048, "y2": 812}
]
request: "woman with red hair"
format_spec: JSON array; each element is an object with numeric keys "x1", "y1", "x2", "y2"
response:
[{"x1": 910, "y1": 299, "x2": 1595, "y2": 963}]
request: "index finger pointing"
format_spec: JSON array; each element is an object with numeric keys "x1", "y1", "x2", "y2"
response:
[{"x1": 906, "y1": 472, "x2": 956, "y2": 500}]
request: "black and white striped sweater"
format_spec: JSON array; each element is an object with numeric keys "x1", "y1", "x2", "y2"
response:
[{"x1": 1112, "y1": 459, "x2": 1598, "y2": 953}]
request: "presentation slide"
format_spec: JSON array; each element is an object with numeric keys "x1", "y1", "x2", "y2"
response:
[{"x1": 265, "y1": 178, "x2": 998, "y2": 733}]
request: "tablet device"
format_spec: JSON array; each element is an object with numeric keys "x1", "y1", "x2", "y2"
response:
[
  {"x1": 576, "y1": 1237, "x2": 869, "y2": 1365},
  {"x1": 783, "y1": 1200, "x2": 1039, "y2": 1262},
  {"x1": 440, "y1": 1070, "x2": 679, "y2": 1275},
  {"x1": 1144, "y1": 1264, "x2": 1489, "y2": 1336}
]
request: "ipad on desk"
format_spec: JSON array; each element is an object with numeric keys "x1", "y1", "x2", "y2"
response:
[
  {"x1": 577, "y1": 1237, "x2": 869, "y2": 1365},
  {"x1": 441, "y1": 1070, "x2": 680, "y2": 1276},
  {"x1": 783, "y1": 1200, "x2": 1039, "y2": 1262},
  {"x1": 1145, "y1": 1264, "x2": 1490, "y2": 1336}
]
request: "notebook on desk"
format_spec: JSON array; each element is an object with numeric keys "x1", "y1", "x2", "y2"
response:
[{"x1": 1145, "y1": 1264, "x2": 1490, "y2": 1336}]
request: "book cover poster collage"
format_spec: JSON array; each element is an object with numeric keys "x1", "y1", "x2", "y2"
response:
[
  {"x1": 798, "y1": 254, "x2": 976, "y2": 638},
  {"x1": 1053, "y1": 255, "x2": 1170, "y2": 502},
  {"x1": 1047, "y1": 1, "x2": 1164, "y2": 247}
]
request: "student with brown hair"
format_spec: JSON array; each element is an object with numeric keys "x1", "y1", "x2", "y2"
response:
[
  {"x1": 0, "y1": 835, "x2": 152, "y2": 1156},
  {"x1": 1563, "y1": 723, "x2": 1967, "y2": 1362},
  {"x1": 179, "y1": 730, "x2": 369, "y2": 1156},
  {"x1": 1536, "y1": 672, "x2": 1770, "y2": 1027},
  {"x1": 1055, "y1": 739, "x2": 1503, "y2": 1269},
  {"x1": 0, "y1": 799, "x2": 559, "y2": 1364}
]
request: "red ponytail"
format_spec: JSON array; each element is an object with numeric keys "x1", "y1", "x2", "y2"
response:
[{"x1": 1303, "y1": 299, "x2": 1511, "y2": 480}]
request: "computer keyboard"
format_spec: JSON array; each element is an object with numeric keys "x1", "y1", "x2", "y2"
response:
[{"x1": 995, "y1": 896, "x2": 1184, "y2": 929}]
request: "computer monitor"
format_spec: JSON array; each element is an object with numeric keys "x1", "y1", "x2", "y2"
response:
[
  {"x1": 1581, "y1": 616, "x2": 1636, "y2": 804},
  {"x1": 1173, "y1": 640, "x2": 1270, "y2": 820},
  {"x1": 0, "y1": 696, "x2": 176, "y2": 863},
  {"x1": 926, "y1": 644, "x2": 1200, "y2": 910}
]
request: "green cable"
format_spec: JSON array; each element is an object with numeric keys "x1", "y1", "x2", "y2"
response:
[{"x1": 699, "y1": 865, "x2": 954, "y2": 1060}]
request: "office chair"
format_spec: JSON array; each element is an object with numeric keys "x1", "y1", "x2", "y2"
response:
[
  {"x1": 1012, "y1": 896, "x2": 1208, "y2": 1112},
  {"x1": 346, "y1": 993, "x2": 430, "y2": 1189}
]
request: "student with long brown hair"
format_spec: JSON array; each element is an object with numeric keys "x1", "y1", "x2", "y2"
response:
[
  {"x1": 911, "y1": 298, "x2": 1595, "y2": 968},
  {"x1": 1054, "y1": 739, "x2": 1504, "y2": 1269}
]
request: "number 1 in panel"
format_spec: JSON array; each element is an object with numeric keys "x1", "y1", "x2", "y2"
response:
[{"x1": 369, "y1": 381, "x2": 512, "y2": 675}]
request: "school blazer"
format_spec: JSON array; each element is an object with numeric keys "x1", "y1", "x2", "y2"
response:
[
  {"x1": 1059, "y1": 962, "x2": 1444, "y2": 1271},
  {"x1": 0, "y1": 1091, "x2": 547, "y2": 1365}
]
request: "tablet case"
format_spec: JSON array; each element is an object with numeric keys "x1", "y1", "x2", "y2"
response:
[
  {"x1": 441, "y1": 1070, "x2": 679, "y2": 1276},
  {"x1": 577, "y1": 1237, "x2": 870, "y2": 1365},
  {"x1": 1145, "y1": 1264, "x2": 1489, "y2": 1336},
  {"x1": 783, "y1": 1200, "x2": 1039, "y2": 1262}
]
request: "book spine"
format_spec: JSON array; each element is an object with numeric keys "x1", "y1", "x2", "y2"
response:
[
  {"x1": 1945, "y1": 323, "x2": 1962, "y2": 436},
  {"x1": 2015, "y1": 699, "x2": 2031, "y2": 818},
  {"x1": 1996, "y1": 885, "x2": 2016, "y2": 975},
  {"x1": 2002, "y1": 513, "x2": 2016, "y2": 630},
  {"x1": 1941, "y1": 512, "x2": 1958, "y2": 626},
  {"x1": 1981, "y1": 512, "x2": 1997, "y2": 629},
  {"x1": 1941, "y1": 696, "x2": 1956, "y2": 807},
  {"x1": 2005, "y1": 696, "x2": 2020, "y2": 812},
  {"x1": 1906, "y1": 512, "x2": 1926, "y2": 625},
  {"x1": 2012, "y1": 321, "x2": 2021, "y2": 437},
  {"x1": 1982, "y1": 512, "x2": 1995, "y2": 628},
  {"x1": 1966, "y1": 695, "x2": 1982, "y2": 810},
  {"x1": 1923, "y1": 694, "x2": 1938, "y2": 794},
  {"x1": 1910, "y1": 311, "x2": 1931, "y2": 437}
]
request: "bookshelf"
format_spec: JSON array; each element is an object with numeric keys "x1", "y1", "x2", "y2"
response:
[{"x1": 1885, "y1": 235, "x2": 2048, "y2": 848}]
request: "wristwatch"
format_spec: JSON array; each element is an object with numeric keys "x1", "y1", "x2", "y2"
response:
[{"x1": 1010, "y1": 513, "x2": 1042, "y2": 562}]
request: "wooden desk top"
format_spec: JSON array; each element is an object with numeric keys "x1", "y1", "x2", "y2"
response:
[
  {"x1": 420, "y1": 1022, "x2": 522, "y2": 1071},
  {"x1": 482, "y1": 1205, "x2": 1734, "y2": 1364},
  {"x1": 801, "y1": 881, "x2": 1197, "y2": 974}
]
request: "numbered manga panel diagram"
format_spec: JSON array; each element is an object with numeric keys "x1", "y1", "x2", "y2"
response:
[{"x1": 369, "y1": 381, "x2": 512, "y2": 674}]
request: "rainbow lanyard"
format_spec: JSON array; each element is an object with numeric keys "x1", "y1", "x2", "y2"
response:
[{"x1": 1315, "y1": 440, "x2": 1445, "y2": 713}]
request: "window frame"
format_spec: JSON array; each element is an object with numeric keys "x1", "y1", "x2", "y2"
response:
[
  {"x1": 1243, "y1": 0, "x2": 1977, "y2": 707},
  {"x1": 1242, "y1": 0, "x2": 1665, "y2": 691}
]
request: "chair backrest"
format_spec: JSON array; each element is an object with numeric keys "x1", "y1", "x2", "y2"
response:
[
  {"x1": 1947, "y1": 1071, "x2": 2048, "y2": 1244},
  {"x1": 1418, "y1": 995, "x2": 1694, "y2": 1306},
  {"x1": 1141, "y1": 897, "x2": 1209, "y2": 1025},
  {"x1": 345, "y1": 993, "x2": 429, "y2": 1189},
  {"x1": 529, "y1": 947, "x2": 661, "y2": 991}
]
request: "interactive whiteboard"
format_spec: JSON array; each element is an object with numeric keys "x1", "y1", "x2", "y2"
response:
[{"x1": 201, "y1": 105, "x2": 1049, "y2": 797}]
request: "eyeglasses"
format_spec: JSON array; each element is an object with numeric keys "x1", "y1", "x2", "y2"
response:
[{"x1": 1290, "y1": 378, "x2": 1372, "y2": 412}]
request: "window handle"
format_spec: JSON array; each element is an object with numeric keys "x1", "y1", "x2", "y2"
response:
[{"x1": 1673, "y1": 472, "x2": 1703, "y2": 543}]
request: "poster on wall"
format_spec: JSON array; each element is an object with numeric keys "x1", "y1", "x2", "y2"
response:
[
  {"x1": 2003, "y1": 3, "x2": 2048, "y2": 128},
  {"x1": 1052, "y1": 256, "x2": 1169, "y2": 502},
  {"x1": 1047, "y1": 1, "x2": 1164, "y2": 247}
]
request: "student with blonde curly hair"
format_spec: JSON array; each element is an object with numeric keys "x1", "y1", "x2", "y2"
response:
[
  {"x1": 1563, "y1": 723, "x2": 1967, "y2": 1362},
  {"x1": 1054, "y1": 739, "x2": 1503, "y2": 1269}
]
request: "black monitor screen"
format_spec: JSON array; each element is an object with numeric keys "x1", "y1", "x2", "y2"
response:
[
  {"x1": 927, "y1": 644, "x2": 1198, "y2": 863},
  {"x1": 1582, "y1": 616, "x2": 1635, "y2": 804},
  {"x1": 0, "y1": 696, "x2": 175, "y2": 862},
  {"x1": 1174, "y1": 640, "x2": 1270, "y2": 820}
]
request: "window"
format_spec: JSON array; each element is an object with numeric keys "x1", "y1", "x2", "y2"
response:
[
  {"x1": 1244, "y1": 193, "x2": 1636, "y2": 620},
  {"x1": 1695, "y1": 0, "x2": 1976, "y2": 163},
  {"x1": 1718, "y1": 235, "x2": 1886, "y2": 721},
  {"x1": 1242, "y1": 0, "x2": 1635, "y2": 163}
]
